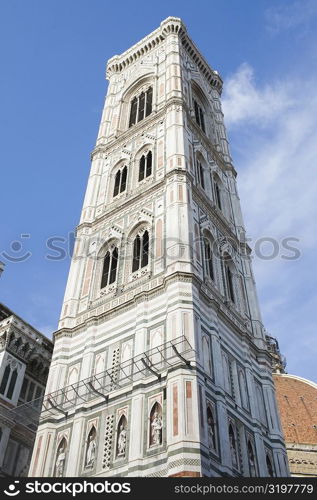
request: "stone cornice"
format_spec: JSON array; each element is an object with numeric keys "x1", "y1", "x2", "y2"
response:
[
  {"x1": 54, "y1": 271, "x2": 257, "y2": 348},
  {"x1": 106, "y1": 17, "x2": 222, "y2": 94}
]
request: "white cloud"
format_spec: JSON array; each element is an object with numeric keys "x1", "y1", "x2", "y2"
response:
[
  {"x1": 222, "y1": 63, "x2": 293, "y2": 126},
  {"x1": 265, "y1": 0, "x2": 317, "y2": 34},
  {"x1": 222, "y1": 63, "x2": 317, "y2": 382}
]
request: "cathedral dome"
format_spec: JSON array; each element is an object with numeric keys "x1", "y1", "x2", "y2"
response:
[{"x1": 273, "y1": 374, "x2": 317, "y2": 445}]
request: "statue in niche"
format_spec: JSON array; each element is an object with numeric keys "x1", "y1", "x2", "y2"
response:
[
  {"x1": 248, "y1": 441, "x2": 256, "y2": 477},
  {"x1": 207, "y1": 408, "x2": 216, "y2": 451},
  {"x1": 117, "y1": 423, "x2": 127, "y2": 457},
  {"x1": 150, "y1": 403, "x2": 163, "y2": 446},
  {"x1": 55, "y1": 438, "x2": 67, "y2": 477},
  {"x1": 229, "y1": 425, "x2": 238, "y2": 469},
  {"x1": 85, "y1": 427, "x2": 97, "y2": 468}
]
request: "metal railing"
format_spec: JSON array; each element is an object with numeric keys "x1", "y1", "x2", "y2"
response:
[{"x1": 9, "y1": 336, "x2": 195, "y2": 428}]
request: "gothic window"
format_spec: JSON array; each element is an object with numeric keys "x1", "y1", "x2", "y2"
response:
[
  {"x1": 85, "y1": 426, "x2": 97, "y2": 469},
  {"x1": 149, "y1": 402, "x2": 163, "y2": 447},
  {"x1": 196, "y1": 160, "x2": 205, "y2": 189},
  {"x1": 229, "y1": 423, "x2": 239, "y2": 470},
  {"x1": 0, "y1": 365, "x2": 11, "y2": 395},
  {"x1": 113, "y1": 166, "x2": 128, "y2": 197},
  {"x1": 266, "y1": 453, "x2": 275, "y2": 477},
  {"x1": 139, "y1": 151, "x2": 152, "y2": 181},
  {"x1": 204, "y1": 239, "x2": 214, "y2": 281},
  {"x1": 215, "y1": 182, "x2": 222, "y2": 210},
  {"x1": 193, "y1": 99, "x2": 205, "y2": 133},
  {"x1": 132, "y1": 230, "x2": 149, "y2": 272},
  {"x1": 129, "y1": 87, "x2": 153, "y2": 127},
  {"x1": 247, "y1": 440, "x2": 257, "y2": 477},
  {"x1": 207, "y1": 406, "x2": 216, "y2": 451},
  {"x1": 116, "y1": 415, "x2": 127, "y2": 458},
  {"x1": 0, "y1": 363, "x2": 18, "y2": 400},
  {"x1": 225, "y1": 262, "x2": 235, "y2": 303},
  {"x1": 101, "y1": 247, "x2": 118, "y2": 289}
]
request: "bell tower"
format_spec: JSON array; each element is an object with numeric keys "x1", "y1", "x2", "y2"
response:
[{"x1": 29, "y1": 17, "x2": 288, "y2": 477}]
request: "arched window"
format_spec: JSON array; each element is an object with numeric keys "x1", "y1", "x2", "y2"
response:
[
  {"x1": 101, "y1": 247, "x2": 118, "y2": 289},
  {"x1": 229, "y1": 423, "x2": 238, "y2": 469},
  {"x1": 224, "y1": 260, "x2": 235, "y2": 303},
  {"x1": 0, "y1": 365, "x2": 11, "y2": 395},
  {"x1": 113, "y1": 166, "x2": 128, "y2": 197},
  {"x1": 247, "y1": 440, "x2": 257, "y2": 477},
  {"x1": 129, "y1": 87, "x2": 153, "y2": 127},
  {"x1": 193, "y1": 99, "x2": 205, "y2": 133},
  {"x1": 139, "y1": 151, "x2": 152, "y2": 181},
  {"x1": 196, "y1": 159, "x2": 205, "y2": 189},
  {"x1": 266, "y1": 454, "x2": 274, "y2": 477},
  {"x1": 0, "y1": 363, "x2": 19, "y2": 400},
  {"x1": 207, "y1": 406, "x2": 216, "y2": 451},
  {"x1": 6, "y1": 369, "x2": 17, "y2": 399},
  {"x1": 215, "y1": 182, "x2": 222, "y2": 210},
  {"x1": 204, "y1": 239, "x2": 214, "y2": 281},
  {"x1": 132, "y1": 230, "x2": 149, "y2": 272}
]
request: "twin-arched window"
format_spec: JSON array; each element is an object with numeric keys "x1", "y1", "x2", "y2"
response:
[
  {"x1": 132, "y1": 230, "x2": 149, "y2": 272},
  {"x1": 113, "y1": 166, "x2": 127, "y2": 197},
  {"x1": 129, "y1": 87, "x2": 153, "y2": 127},
  {"x1": 101, "y1": 247, "x2": 118, "y2": 289},
  {"x1": 139, "y1": 151, "x2": 152, "y2": 181}
]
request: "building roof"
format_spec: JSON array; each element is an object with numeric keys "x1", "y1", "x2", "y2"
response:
[{"x1": 273, "y1": 373, "x2": 317, "y2": 445}]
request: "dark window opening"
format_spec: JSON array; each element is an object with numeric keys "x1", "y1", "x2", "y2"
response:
[
  {"x1": 226, "y1": 265, "x2": 235, "y2": 303},
  {"x1": 215, "y1": 183, "x2": 222, "y2": 210},
  {"x1": 129, "y1": 87, "x2": 153, "y2": 128},
  {"x1": 109, "y1": 247, "x2": 118, "y2": 285},
  {"x1": 132, "y1": 230, "x2": 149, "y2": 272},
  {"x1": 132, "y1": 234, "x2": 141, "y2": 272},
  {"x1": 101, "y1": 248, "x2": 118, "y2": 289},
  {"x1": 6, "y1": 369, "x2": 18, "y2": 399},
  {"x1": 113, "y1": 167, "x2": 128, "y2": 197},
  {"x1": 205, "y1": 241, "x2": 214, "y2": 281},
  {"x1": 146, "y1": 87, "x2": 153, "y2": 117},
  {"x1": 120, "y1": 166, "x2": 127, "y2": 193},
  {"x1": 193, "y1": 99, "x2": 206, "y2": 133},
  {"x1": 0, "y1": 365, "x2": 10, "y2": 395},
  {"x1": 129, "y1": 97, "x2": 137, "y2": 127},
  {"x1": 139, "y1": 151, "x2": 152, "y2": 182}
]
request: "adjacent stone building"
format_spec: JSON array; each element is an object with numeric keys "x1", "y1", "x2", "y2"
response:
[
  {"x1": 29, "y1": 17, "x2": 288, "y2": 477},
  {"x1": 0, "y1": 303, "x2": 53, "y2": 476}
]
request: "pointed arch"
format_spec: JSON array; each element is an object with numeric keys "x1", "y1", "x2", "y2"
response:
[
  {"x1": 206, "y1": 405, "x2": 216, "y2": 451},
  {"x1": 116, "y1": 415, "x2": 128, "y2": 458},
  {"x1": 55, "y1": 437, "x2": 67, "y2": 477},
  {"x1": 266, "y1": 453, "x2": 275, "y2": 477},
  {"x1": 229, "y1": 423, "x2": 238, "y2": 469},
  {"x1": 247, "y1": 439, "x2": 257, "y2": 477},
  {"x1": 149, "y1": 401, "x2": 163, "y2": 447},
  {"x1": 85, "y1": 426, "x2": 97, "y2": 469}
]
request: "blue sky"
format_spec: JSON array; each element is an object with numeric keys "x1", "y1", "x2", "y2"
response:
[{"x1": 0, "y1": 0, "x2": 316, "y2": 382}]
